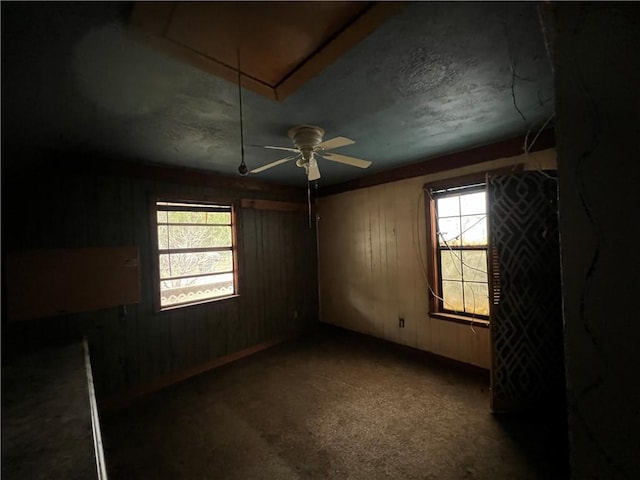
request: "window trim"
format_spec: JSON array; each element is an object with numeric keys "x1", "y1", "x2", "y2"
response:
[
  {"x1": 150, "y1": 194, "x2": 240, "y2": 313},
  {"x1": 424, "y1": 166, "x2": 522, "y2": 326}
]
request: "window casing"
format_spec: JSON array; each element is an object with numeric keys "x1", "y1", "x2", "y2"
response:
[
  {"x1": 153, "y1": 200, "x2": 238, "y2": 310},
  {"x1": 426, "y1": 181, "x2": 490, "y2": 321}
]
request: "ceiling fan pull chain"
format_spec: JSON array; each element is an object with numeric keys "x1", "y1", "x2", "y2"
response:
[
  {"x1": 307, "y1": 181, "x2": 312, "y2": 229},
  {"x1": 236, "y1": 47, "x2": 248, "y2": 175}
]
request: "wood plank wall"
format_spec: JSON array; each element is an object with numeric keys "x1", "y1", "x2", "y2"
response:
[
  {"x1": 1, "y1": 167, "x2": 318, "y2": 400},
  {"x1": 317, "y1": 149, "x2": 557, "y2": 370}
]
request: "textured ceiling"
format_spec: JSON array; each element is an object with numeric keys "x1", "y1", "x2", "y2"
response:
[{"x1": 1, "y1": 2, "x2": 554, "y2": 188}]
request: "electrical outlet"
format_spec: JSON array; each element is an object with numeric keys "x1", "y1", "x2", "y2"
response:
[{"x1": 399, "y1": 317, "x2": 405, "y2": 328}]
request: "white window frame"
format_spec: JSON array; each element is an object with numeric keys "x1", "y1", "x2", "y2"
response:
[{"x1": 151, "y1": 197, "x2": 239, "y2": 311}]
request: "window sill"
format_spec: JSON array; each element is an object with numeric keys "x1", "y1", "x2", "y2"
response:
[
  {"x1": 429, "y1": 312, "x2": 490, "y2": 328},
  {"x1": 157, "y1": 294, "x2": 240, "y2": 313}
]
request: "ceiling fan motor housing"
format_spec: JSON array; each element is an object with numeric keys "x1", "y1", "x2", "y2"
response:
[{"x1": 288, "y1": 125, "x2": 325, "y2": 149}]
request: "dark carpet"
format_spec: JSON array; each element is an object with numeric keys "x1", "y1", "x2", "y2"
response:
[{"x1": 101, "y1": 324, "x2": 568, "y2": 479}]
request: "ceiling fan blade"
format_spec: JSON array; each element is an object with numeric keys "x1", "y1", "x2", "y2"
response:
[
  {"x1": 250, "y1": 155, "x2": 297, "y2": 174},
  {"x1": 317, "y1": 136, "x2": 355, "y2": 151},
  {"x1": 307, "y1": 162, "x2": 321, "y2": 181},
  {"x1": 260, "y1": 145, "x2": 299, "y2": 153},
  {"x1": 321, "y1": 152, "x2": 372, "y2": 169}
]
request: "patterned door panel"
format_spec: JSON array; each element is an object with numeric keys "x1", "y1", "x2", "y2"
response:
[{"x1": 488, "y1": 171, "x2": 565, "y2": 413}]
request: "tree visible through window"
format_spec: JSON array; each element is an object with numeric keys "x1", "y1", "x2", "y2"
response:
[
  {"x1": 155, "y1": 200, "x2": 236, "y2": 309},
  {"x1": 430, "y1": 185, "x2": 489, "y2": 318}
]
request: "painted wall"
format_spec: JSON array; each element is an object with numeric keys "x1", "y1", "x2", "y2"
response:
[
  {"x1": 1, "y1": 162, "x2": 318, "y2": 400},
  {"x1": 318, "y1": 149, "x2": 556, "y2": 369},
  {"x1": 554, "y1": 4, "x2": 640, "y2": 479}
]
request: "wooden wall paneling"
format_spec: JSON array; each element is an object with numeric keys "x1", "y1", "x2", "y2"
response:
[
  {"x1": 316, "y1": 200, "x2": 331, "y2": 324},
  {"x1": 282, "y1": 212, "x2": 296, "y2": 331},
  {"x1": 97, "y1": 175, "x2": 128, "y2": 394},
  {"x1": 96, "y1": 175, "x2": 123, "y2": 245},
  {"x1": 412, "y1": 180, "x2": 429, "y2": 344},
  {"x1": 478, "y1": 327, "x2": 491, "y2": 369},
  {"x1": 455, "y1": 323, "x2": 472, "y2": 365},
  {"x1": 169, "y1": 307, "x2": 186, "y2": 372},
  {"x1": 345, "y1": 190, "x2": 364, "y2": 333},
  {"x1": 286, "y1": 212, "x2": 299, "y2": 329},
  {"x1": 257, "y1": 208, "x2": 269, "y2": 338},
  {"x1": 437, "y1": 318, "x2": 457, "y2": 360},
  {"x1": 99, "y1": 308, "x2": 126, "y2": 395},
  {"x1": 310, "y1": 213, "x2": 320, "y2": 326},
  {"x1": 217, "y1": 301, "x2": 231, "y2": 358},
  {"x1": 83, "y1": 174, "x2": 101, "y2": 246},
  {"x1": 135, "y1": 179, "x2": 161, "y2": 385},
  {"x1": 3, "y1": 165, "x2": 320, "y2": 400},
  {"x1": 393, "y1": 182, "x2": 417, "y2": 347},
  {"x1": 428, "y1": 318, "x2": 441, "y2": 356},
  {"x1": 378, "y1": 185, "x2": 392, "y2": 339},
  {"x1": 416, "y1": 315, "x2": 432, "y2": 353},
  {"x1": 371, "y1": 186, "x2": 386, "y2": 339},
  {"x1": 62, "y1": 175, "x2": 87, "y2": 248},
  {"x1": 270, "y1": 212, "x2": 286, "y2": 333},
  {"x1": 284, "y1": 212, "x2": 298, "y2": 330},
  {"x1": 328, "y1": 196, "x2": 345, "y2": 327},
  {"x1": 466, "y1": 325, "x2": 479, "y2": 367},
  {"x1": 196, "y1": 305, "x2": 211, "y2": 367},
  {"x1": 382, "y1": 184, "x2": 400, "y2": 343},
  {"x1": 256, "y1": 208, "x2": 268, "y2": 344},
  {"x1": 272, "y1": 211, "x2": 288, "y2": 332},
  {"x1": 274, "y1": 210, "x2": 287, "y2": 330},
  {"x1": 38, "y1": 180, "x2": 63, "y2": 248},
  {"x1": 348, "y1": 190, "x2": 365, "y2": 333},
  {"x1": 271, "y1": 211, "x2": 286, "y2": 334},
  {"x1": 262, "y1": 210, "x2": 275, "y2": 338},
  {"x1": 353, "y1": 192, "x2": 366, "y2": 330},
  {"x1": 304, "y1": 216, "x2": 319, "y2": 327},
  {"x1": 192, "y1": 305, "x2": 208, "y2": 368},
  {"x1": 468, "y1": 326, "x2": 490, "y2": 369},
  {"x1": 3, "y1": 175, "x2": 33, "y2": 250},
  {"x1": 182, "y1": 306, "x2": 198, "y2": 368},
  {"x1": 241, "y1": 207, "x2": 260, "y2": 348},
  {"x1": 332, "y1": 193, "x2": 350, "y2": 329},
  {"x1": 120, "y1": 178, "x2": 140, "y2": 389},
  {"x1": 249, "y1": 207, "x2": 261, "y2": 345}
]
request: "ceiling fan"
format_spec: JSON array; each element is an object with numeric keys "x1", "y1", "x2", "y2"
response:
[{"x1": 251, "y1": 125, "x2": 372, "y2": 181}]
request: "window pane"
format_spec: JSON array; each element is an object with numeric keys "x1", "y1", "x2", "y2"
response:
[
  {"x1": 159, "y1": 225, "x2": 232, "y2": 249},
  {"x1": 442, "y1": 280, "x2": 464, "y2": 312},
  {"x1": 437, "y1": 217, "x2": 461, "y2": 246},
  {"x1": 157, "y1": 211, "x2": 168, "y2": 223},
  {"x1": 440, "y1": 250, "x2": 462, "y2": 281},
  {"x1": 460, "y1": 191, "x2": 486, "y2": 215},
  {"x1": 437, "y1": 196, "x2": 459, "y2": 217},
  {"x1": 167, "y1": 211, "x2": 231, "y2": 225},
  {"x1": 160, "y1": 272, "x2": 235, "y2": 307},
  {"x1": 461, "y1": 250, "x2": 488, "y2": 283},
  {"x1": 464, "y1": 282, "x2": 489, "y2": 316},
  {"x1": 160, "y1": 250, "x2": 233, "y2": 279},
  {"x1": 460, "y1": 215, "x2": 487, "y2": 246},
  {"x1": 158, "y1": 225, "x2": 168, "y2": 249}
]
